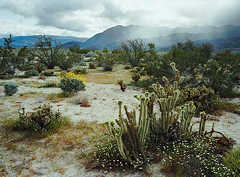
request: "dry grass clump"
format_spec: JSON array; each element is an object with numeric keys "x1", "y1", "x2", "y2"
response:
[
  {"x1": 87, "y1": 69, "x2": 132, "y2": 84},
  {"x1": 46, "y1": 92, "x2": 75, "y2": 102}
]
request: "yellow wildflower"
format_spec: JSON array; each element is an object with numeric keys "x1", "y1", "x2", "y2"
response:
[{"x1": 59, "y1": 72, "x2": 87, "y2": 83}]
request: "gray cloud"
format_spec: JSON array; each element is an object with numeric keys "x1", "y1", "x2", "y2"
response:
[{"x1": 0, "y1": 0, "x2": 239, "y2": 37}]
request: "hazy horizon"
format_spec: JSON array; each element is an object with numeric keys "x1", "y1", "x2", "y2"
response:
[{"x1": 0, "y1": 0, "x2": 240, "y2": 37}]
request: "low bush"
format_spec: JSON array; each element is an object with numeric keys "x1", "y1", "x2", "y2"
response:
[
  {"x1": 0, "y1": 74, "x2": 14, "y2": 80},
  {"x1": 14, "y1": 104, "x2": 70, "y2": 134},
  {"x1": 161, "y1": 136, "x2": 234, "y2": 177},
  {"x1": 224, "y1": 146, "x2": 240, "y2": 176},
  {"x1": 59, "y1": 72, "x2": 86, "y2": 93},
  {"x1": 59, "y1": 78, "x2": 85, "y2": 93},
  {"x1": 196, "y1": 59, "x2": 236, "y2": 97},
  {"x1": 24, "y1": 69, "x2": 39, "y2": 76},
  {"x1": 4, "y1": 83, "x2": 18, "y2": 96},
  {"x1": 179, "y1": 85, "x2": 217, "y2": 114}
]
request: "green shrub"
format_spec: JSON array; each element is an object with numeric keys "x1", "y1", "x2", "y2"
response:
[
  {"x1": 224, "y1": 146, "x2": 240, "y2": 176},
  {"x1": 4, "y1": 83, "x2": 18, "y2": 96},
  {"x1": 197, "y1": 59, "x2": 235, "y2": 97},
  {"x1": 57, "y1": 54, "x2": 75, "y2": 70},
  {"x1": 179, "y1": 85, "x2": 217, "y2": 114},
  {"x1": 0, "y1": 74, "x2": 14, "y2": 80},
  {"x1": 18, "y1": 63, "x2": 35, "y2": 71},
  {"x1": 15, "y1": 104, "x2": 69, "y2": 134},
  {"x1": 24, "y1": 69, "x2": 39, "y2": 76},
  {"x1": 59, "y1": 77, "x2": 85, "y2": 93}
]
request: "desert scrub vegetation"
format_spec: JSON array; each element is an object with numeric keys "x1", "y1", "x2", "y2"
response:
[
  {"x1": 124, "y1": 40, "x2": 240, "y2": 115},
  {"x1": 85, "y1": 63, "x2": 236, "y2": 176},
  {"x1": 46, "y1": 92, "x2": 75, "y2": 103},
  {"x1": 224, "y1": 145, "x2": 240, "y2": 176},
  {"x1": 0, "y1": 117, "x2": 105, "y2": 176},
  {"x1": 58, "y1": 71, "x2": 86, "y2": 93},
  {"x1": 10, "y1": 104, "x2": 70, "y2": 135}
]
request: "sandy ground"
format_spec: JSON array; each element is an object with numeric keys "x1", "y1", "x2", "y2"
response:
[
  {"x1": 0, "y1": 77, "x2": 141, "y2": 123},
  {"x1": 0, "y1": 76, "x2": 240, "y2": 177}
]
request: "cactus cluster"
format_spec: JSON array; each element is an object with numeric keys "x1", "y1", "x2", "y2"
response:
[
  {"x1": 106, "y1": 99, "x2": 150, "y2": 168},
  {"x1": 90, "y1": 62, "x2": 225, "y2": 173},
  {"x1": 180, "y1": 85, "x2": 216, "y2": 114}
]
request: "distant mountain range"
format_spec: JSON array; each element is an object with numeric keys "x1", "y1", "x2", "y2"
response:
[
  {"x1": 1, "y1": 25, "x2": 240, "y2": 51},
  {"x1": 0, "y1": 35, "x2": 88, "y2": 48},
  {"x1": 80, "y1": 25, "x2": 240, "y2": 50}
]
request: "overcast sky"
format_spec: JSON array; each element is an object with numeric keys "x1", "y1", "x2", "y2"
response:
[{"x1": 0, "y1": 0, "x2": 239, "y2": 37}]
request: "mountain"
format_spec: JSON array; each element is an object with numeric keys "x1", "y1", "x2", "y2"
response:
[
  {"x1": 1, "y1": 25, "x2": 240, "y2": 50},
  {"x1": 81, "y1": 25, "x2": 240, "y2": 50},
  {"x1": 61, "y1": 41, "x2": 82, "y2": 48},
  {"x1": 0, "y1": 35, "x2": 88, "y2": 48}
]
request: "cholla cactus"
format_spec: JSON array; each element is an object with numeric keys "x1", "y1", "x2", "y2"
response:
[
  {"x1": 199, "y1": 112, "x2": 209, "y2": 135},
  {"x1": 179, "y1": 101, "x2": 196, "y2": 137},
  {"x1": 149, "y1": 62, "x2": 206, "y2": 141},
  {"x1": 106, "y1": 97, "x2": 150, "y2": 168},
  {"x1": 104, "y1": 62, "x2": 211, "y2": 169}
]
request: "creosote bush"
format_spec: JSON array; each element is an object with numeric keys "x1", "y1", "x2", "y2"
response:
[{"x1": 14, "y1": 104, "x2": 69, "y2": 135}]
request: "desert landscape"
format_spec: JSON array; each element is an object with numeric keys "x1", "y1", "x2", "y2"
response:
[{"x1": 1, "y1": 1, "x2": 240, "y2": 176}]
